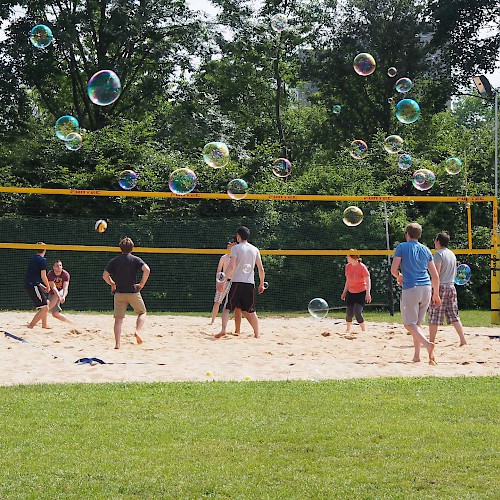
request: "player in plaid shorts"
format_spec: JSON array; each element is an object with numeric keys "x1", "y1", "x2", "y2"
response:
[{"x1": 428, "y1": 232, "x2": 467, "y2": 346}]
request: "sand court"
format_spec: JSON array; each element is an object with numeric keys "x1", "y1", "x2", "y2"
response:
[{"x1": 1, "y1": 311, "x2": 499, "y2": 386}]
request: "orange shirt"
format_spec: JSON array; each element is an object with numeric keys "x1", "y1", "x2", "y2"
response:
[{"x1": 345, "y1": 262, "x2": 369, "y2": 293}]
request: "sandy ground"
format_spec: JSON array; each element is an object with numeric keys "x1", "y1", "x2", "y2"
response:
[{"x1": 1, "y1": 311, "x2": 499, "y2": 386}]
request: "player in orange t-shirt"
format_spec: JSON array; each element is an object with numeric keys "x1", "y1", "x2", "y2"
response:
[{"x1": 340, "y1": 251, "x2": 371, "y2": 333}]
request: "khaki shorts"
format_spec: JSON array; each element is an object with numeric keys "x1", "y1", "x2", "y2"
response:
[
  {"x1": 400, "y1": 285, "x2": 431, "y2": 326},
  {"x1": 114, "y1": 292, "x2": 147, "y2": 319}
]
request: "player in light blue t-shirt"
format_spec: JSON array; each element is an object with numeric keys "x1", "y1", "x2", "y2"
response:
[{"x1": 391, "y1": 223, "x2": 441, "y2": 365}]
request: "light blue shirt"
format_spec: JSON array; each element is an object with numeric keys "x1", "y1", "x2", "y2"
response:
[{"x1": 394, "y1": 241, "x2": 433, "y2": 289}]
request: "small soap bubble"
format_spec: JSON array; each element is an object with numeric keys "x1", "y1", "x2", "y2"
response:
[
  {"x1": 202, "y1": 142, "x2": 229, "y2": 168},
  {"x1": 332, "y1": 104, "x2": 342, "y2": 114},
  {"x1": 64, "y1": 132, "x2": 83, "y2": 151},
  {"x1": 271, "y1": 13, "x2": 288, "y2": 32},
  {"x1": 395, "y1": 77, "x2": 413, "y2": 93},
  {"x1": 169, "y1": 168, "x2": 197, "y2": 195},
  {"x1": 30, "y1": 25, "x2": 53, "y2": 48},
  {"x1": 272, "y1": 158, "x2": 292, "y2": 178},
  {"x1": 353, "y1": 53, "x2": 376, "y2": 76},
  {"x1": 398, "y1": 153, "x2": 412, "y2": 170},
  {"x1": 396, "y1": 98, "x2": 420, "y2": 124},
  {"x1": 263, "y1": 281, "x2": 269, "y2": 290},
  {"x1": 384, "y1": 135, "x2": 404, "y2": 154},
  {"x1": 94, "y1": 219, "x2": 107, "y2": 233},
  {"x1": 454, "y1": 264, "x2": 471, "y2": 285},
  {"x1": 387, "y1": 67, "x2": 397, "y2": 77},
  {"x1": 87, "y1": 70, "x2": 122, "y2": 106},
  {"x1": 227, "y1": 178, "x2": 248, "y2": 200},
  {"x1": 343, "y1": 206, "x2": 364, "y2": 227},
  {"x1": 308, "y1": 298, "x2": 329, "y2": 319},
  {"x1": 350, "y1": 140, "x2": 368, "y2": 159},
  {"x1": 445, "y1": 157, "x2": 462, "y2": 175},
  {"x1": 118, "y1": 170, "x2": 138, "y2": 190},
  {"x1": 55, "y1": 115, "x2": 79, "y2": 141},
  {"x1": 216, "y1": 272, "x2": 226, "y2": 283},
  {"x1": 412, "y1": 168, "x2": 435, "y2": 191}
]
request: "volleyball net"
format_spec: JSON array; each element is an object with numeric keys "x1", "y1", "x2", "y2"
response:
[{"x1": 0, "y1": 187, "x2": 498, "y2": 321}]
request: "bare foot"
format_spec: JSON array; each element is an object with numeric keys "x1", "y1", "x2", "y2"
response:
[
  {"x1": 134, "y1": 333, "x2": 143, "y2": 345},
  {"x1": 214, "y1": 332, "x2": 226, "y2": 339},
  {"x1": 230, "y1": 332, "x2": 240, "y2": 336},
  {"x1": 459, "y1": 341, "x2": 467, "y2": 347},
  {"x1": 27, "y1": 324, "x2": 35, "y2": 329},
  {"x1": 412, "y1": 357, "x2": 421, "y2": 363},
  {"x1": 427, "y1": 342, "x2": 436, "y2": 364},
  {"x1": 114, "y1": 345, "x2": 120, "y2": 350},
  {"x1": 42, "y1": 326, "x2": 52, "y2": 330},
  {"x1": 254, "y1": 333, "x2": 260, "y2": 338}
]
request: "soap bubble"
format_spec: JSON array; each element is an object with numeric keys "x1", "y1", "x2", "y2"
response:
[
  {"x1": 384, "y1": 135, "x2": 404, "y2": 154},
  {"x1": 87, "y1": 70, "x2": 122, "y2": 106},
  {"x1": 332, "y1": 104, "x2": 342, "y2": 114},
  {"x1": 262, "y1": 281, "x2": 269, "y2": 290},
  {"x1": 395, "y1": 77, "x2": 413, "y2": 93},
  {"x1": 396, "y1": 98, "x2": 420, "y2": 124},
  {"x1": 272, "y1": 158, "x2": 292, "y2": 178},
  {"x1": 30, "y1": 25, "x2": 53, "y2": 48},
  {"x1": 350, "y1": 140, "x2": 368, "y2": 159},
  {"x1": 353, "y1": 53, "x2": 376, "y2": 76},
  {"x1": 227, "y1": 178, "x2": 248, "y2": 200},
  {"x1": 169, "y1": 168, "x2": 197, "y2": 195},
  {"x1": 94, "y1": 219, "x2": 107, "y2": 233},
  {"x1": 454, "y1": 264, "x2": 471, "y2": 285},
  {"x1": 445, "y1": 157, "x2": 462, "y2": 175},
  {"x1": 387, "y1": 67, "x2": 397, "y2": 77},
  {"x1": 398, "y1": 153, "x2": 412, "y2": 170},
  {"x1": 118, "y1": 170, "x2": 138, "y2": 190},
  {"x1": 271, "y1": 13, "x2": 288, "y2": 32},
  {"x1": 202, "y1": 142, "x2": 230, "y2": 168},
  {"x1": 412, "y1": 168, "x2": 435, "y2": 191},
  {"x1": 216, "y1": 272, "x2": 226, "y2": 283},
  {"x1": 55, "y1": 116, "x2": 79, "y2": 141},
  {"x1": 64, "y1": 132, "x2": 83, "y2": 151},
  {"x1": 343, "y1": 206, "x2": 364, "y2": 226},
  {"x1": 308, "y1": 298, "x2": 329, "y2": 319}
]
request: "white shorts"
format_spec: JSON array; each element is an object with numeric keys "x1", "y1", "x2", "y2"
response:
[{"x1": 400, "y1": 286, "x2": 431, "y2": 326}]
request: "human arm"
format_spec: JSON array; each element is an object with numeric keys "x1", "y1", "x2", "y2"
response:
[
  {"x1": 40, "y1": 269, "x2": 50, "y2": 292},
  {"x1": 365, "y1": 274, "x2": 372, "y2": 304},
  {"x1": 60, "y1": 280, "x2": 70, "y2": 304},
  {"x1": 256, "y1": 253, "x2": 265, "y2": 294},
  {"x1": 340, "y1": 279, "x2": 348, "y2": 300},
  {"x1": 427, "y1": 260, "x2": 441, "y2": 307},
  {"x1": 102, "y1": 270, "x2": 116, "y2": 293},
  {"x1": 390, "y1": 256, "x2": 403, "y2": 285},
  {"x1": 135, "y1": 263, "x2": 150, "y2": 291}
]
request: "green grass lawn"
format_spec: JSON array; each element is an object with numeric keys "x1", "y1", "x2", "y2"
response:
[{"x1": 1, "y1": 378, "x2": 498, "y2": 499}]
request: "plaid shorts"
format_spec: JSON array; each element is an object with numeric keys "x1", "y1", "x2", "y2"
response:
[
  {"x1": 213, "y1": 280, "x2": 231, "y2": 304},
  {"x1": 428, "y1": 283, "x2": 460, "y2": 325}
]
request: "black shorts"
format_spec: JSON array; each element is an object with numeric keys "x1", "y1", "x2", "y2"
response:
[
  {"x1": 346, "y1": 291, "x2": 366, "y2": 307},
  {"x1": 26, "y1": 284, "x2": 48, "y2": 308},
  {"x1": 225, "y1": 282, "x2": 255, "y2": 313}
]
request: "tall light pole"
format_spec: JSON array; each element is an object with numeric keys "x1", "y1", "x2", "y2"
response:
[{"x1": 472, "y1": 75, "x2": 498, "y2": 199}]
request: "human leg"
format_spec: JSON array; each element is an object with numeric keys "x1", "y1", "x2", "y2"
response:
[
  {"x1": 234, "y1": 308, "x2": 242, "y2": 334},
  {"x1": 28, "y1": 304, "x2": 49, "y2": 328},
  {"x1": 129, "y1": 293, "x2": 147, "y2": 344},
  {"x1": 243, "y1": 311, "x2": 259, "y2": 338},
  {"x1": 452, "y1": 321, "x2": 467, "y2": 346},
  {"x1": 215, "y1": 307, "x2": 230, "y2": 338},
  {"x1": 353, "y1": 303, "x2": 365, "y2": 331},
  {"x1": 345, "y1": 302, "x2": 354, "y2": 333},
  {"x1": 114, "y1": 317, "x2": 124, "y2": 349},
  {"x1": 210, "y1": 301, "x2": 221, "y2": 324}
]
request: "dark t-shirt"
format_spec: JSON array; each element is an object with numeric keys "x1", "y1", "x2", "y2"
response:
[
  {"x1": 105, "y1": 253, "x2": 146, "y2": 293},
  {"x1": 47, "y1": 269, "x2": 70, "y2": 294},
  {"x1": 24, "y1": 254, "x2": 47, "y2": 287}
]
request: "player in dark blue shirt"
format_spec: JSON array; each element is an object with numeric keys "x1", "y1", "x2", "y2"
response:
[{"x1": 24, "y1": 243, "x2": 51, "y2": 329}]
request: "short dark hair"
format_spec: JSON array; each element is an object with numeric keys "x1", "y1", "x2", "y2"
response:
[
  {"x1": 435, "y1": 232, "x2": 450, "y2": 247},
  {"x1": 227, "y1": 236, "x2": 237, "y2": 244},
  {"x1": 53, "y1": 260, "x2": 62, "y2": 266},
  {"x1": 35, "y1": 242, "x2": 46, "y2": 254},
  {"x1": 236, "y1": 226, "x2": 250, "y2": 241},
  {"x1": 119, "y1": 237, "x2": 134, "y2": 254},
  {"x1": 406, "y1": 223, "x2": 422, "y2": 240}
]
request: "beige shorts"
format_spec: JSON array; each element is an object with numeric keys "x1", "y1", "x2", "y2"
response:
[
  {"x1": 113, "y1": 292, "x2": 147, "y2": 319},
  {"x1": 400, "y1": 285, "x2": 431, "y2": 326}
]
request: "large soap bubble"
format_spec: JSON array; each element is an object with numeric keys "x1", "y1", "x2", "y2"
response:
[
  {"x1": 87, "y1": 70, "x2": 122, "y2": 106},
  {"x1": 271, "y1": 13, "x2": 288, "y2": 32},
  {"x1": 118, "y1": 170, "x2": 138, "y2": 190},
  {"x1": 169, "y1": 168, "x2": 197, "y2": 195},
  {"x1": 353, "y1": 53, "x2": 376, "y2": 76},
  {"x1": 396, "y1": 98, "x2": 421, "y2": 124},
  {"x1": 398, "y1": 153, "x2": 412, "y2": 170},
  {"x1": 454, "y1": 264, "x2": 471, "y2": 285},
  {"x1": 350, "y1": 140, "x2": 368, "y2": 159},
  {"x1": 272, "y1": 158, "x2": 292, "y2": 178},
  {"x1": 384, "y1": 135, "x2": 403, "y2": 154},
  {"x1": 55, "y1": 115, "x2": 79, "y2": 141},
  {"x1": 64, "y1": 132, "x2": 83, "y2": 151},
  {"x1": 343, "y1": 206, "x2": 364, "y2": 226},
  {"x1": 202, "y1": 142, "x2": 229, "y2": 168},
  {"x1": 30, "y1": 25, "x2": 53, "y2": 48},
  {"x1": 395, "y1": 77, "x2": 414, "y2": 93},
  {"x1": 308, "y1": 298, "x2": 329, "y2": 319},
  {"x1": 227, "y1": 178, "x2": 248, "y2": 200},
  {"x1": 445, "y1": 157, "x2": 462, "y2": 175},
  {"x1": 412, "y1": 168, "x2": 435, "y2": 191}
]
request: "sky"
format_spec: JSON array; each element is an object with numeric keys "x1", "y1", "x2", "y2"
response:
[{"x1": 2, "y1": 0, "x2": 500, "y2": 89}]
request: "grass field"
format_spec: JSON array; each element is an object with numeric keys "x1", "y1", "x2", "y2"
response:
[{"x1": 1, "y1": 377, "x2": 498, "y2": 499}]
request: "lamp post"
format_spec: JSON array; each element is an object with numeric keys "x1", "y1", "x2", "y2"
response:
[{"x1": 472, "y1": 75, "x2": 498, "y2": 199}]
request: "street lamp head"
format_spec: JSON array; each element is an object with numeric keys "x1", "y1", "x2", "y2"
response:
[{"x1": 473, "y1": 75, "x2": 495, "y2": 98}]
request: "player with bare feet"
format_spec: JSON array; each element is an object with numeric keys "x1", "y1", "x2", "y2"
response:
[
  {"x1": 428, "y1": 232, "x2": 467, "y2": 346},
  {"x1": 215, "y1": 226, "x2": 265, "y2": 339},
  {"x1": 391, "y1": 223, "x2": 441, "y2": 365},
  {"x1": 47, "y1": 260, "x2": 75, "y2": 325},
  {"x1": 24, "y1": 243, "x2": 52, "y2": 330},
  {"x1": 103, "y1": 237, "x2": 150, "y2": 349}
]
